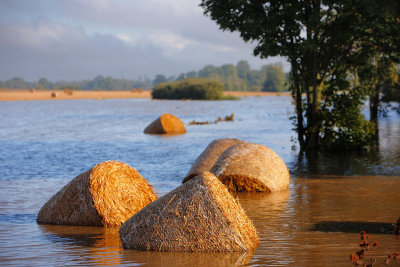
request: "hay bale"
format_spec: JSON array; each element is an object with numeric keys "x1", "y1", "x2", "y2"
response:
[
  {"x1": 144, "y1": 113, "x2": 186, "y2": 135},
  {"x1": 210, "y1": 143, "x2": 289, "y2": 192},
  {"x1": 51, "y1": 91, "x2": 58, "y2": 98},
  {"x1": 183, "y1": 138, "x2": 244, "y2": 183},
  {"x1": 63, "y1": 89, "x2": 73, "y2": 95},
  {"x1": 120, "y1": 172, "x2": 259, "y2": 252},
  {"x1": 37, "y1": 161, "x2": 157, "y2": 226}
]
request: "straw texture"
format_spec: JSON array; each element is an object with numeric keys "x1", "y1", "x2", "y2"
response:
[
  {"x1": 144, "y1": 113, "x2": 186, "y2": 134},
  {"x1": 37, "y1": 161, "x2": 157, "y2": 226},
  {"x1": 120, "y1": 172, "x2": 259, "y2": 252},
  {"x1": 210, "y1": 143, "x2": 289, "y2": 192},
  {"x1": 183, "y1": 138, "x2": 244, "y2": 183}
]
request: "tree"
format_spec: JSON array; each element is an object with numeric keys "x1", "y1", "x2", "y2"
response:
[
  {"x1": 358, "y1": 55, "x2": 400, "y2": 130},
  {"x1": 236, "y1": 60, "x2": 251, "y2": 79},
  {"x1": 201, "y1": 0, "x2": 400, "y2": 152},
  {"x1": 153, "y1": 74, "x2": 168, "y2": 86},
  {"x1": 38, "y1": 78, "x2": 52, "y2": 89},
  {"x1": 262, "y1": 64, "x2": 286, "y2": 92}
]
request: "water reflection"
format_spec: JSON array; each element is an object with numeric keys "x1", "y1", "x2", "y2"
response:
[
  {"x1": 38, "y1": 224, "x2": 254, "y2": 266},
  {"x1": 122, "y1": 250, "x2": 253, "y2": 267},
  {"x1": 39, "y1": 225, "x2": 122, "y2": 266}
]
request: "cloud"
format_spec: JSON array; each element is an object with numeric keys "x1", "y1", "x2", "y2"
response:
[{"x1": 0, "y1": 0, "x2": 288, "y2": 81}]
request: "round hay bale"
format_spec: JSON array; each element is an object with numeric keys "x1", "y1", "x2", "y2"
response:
[
  {"x1": 63, "y1": 89, "x2": 73, "y2": 95},
  {"x1": 144, "y1": 113, "x2": 186, "y2": 135},
  {"x1": 210, "y1": 143, "x2": 289, "y2": 192},
  {"x1": 183, "y1": 138, "x2": 244, "y2": 183},
  {"x1": 51, "y1": 91, "x2": 58, "y2": 98},
  {"x1": 120, "y1": 172, "x2": 259, "y2": 252},
  {"x1": 37, "y1": 161, "x2": 157, "y2": 226}
]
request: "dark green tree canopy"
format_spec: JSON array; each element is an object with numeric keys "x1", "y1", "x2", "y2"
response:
[{"x1": 201, "y1": 0, "x2": 400, "y2": 152}]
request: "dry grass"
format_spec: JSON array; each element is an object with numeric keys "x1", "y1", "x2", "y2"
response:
[
  {"x1": 219, "y1": 175, "x2": 271, "y2": 192},
  {"x1": 183, "y1": 138, "x2": 244, "y2": 183},
  {"x1": 210, "y1": 142, "x2": 290, "y2": 192},
  {"x1": 0, "y1": 90, "x2": 151, "y2": 101},
  {"x1": 0, "y1": 90, "x2": 285, "y2": 101},
  {"x1": 144, "y1": 113, "x2": 186, "y2": 135},
  {"x1": 37, "y1": 161, "x2": 157, "y2": 226},
  {"x1": 119, "y1": 172, "x2": 259, "y2": 252}
]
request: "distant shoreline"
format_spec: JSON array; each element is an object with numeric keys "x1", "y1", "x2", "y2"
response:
[{"x1": 0, "y1": 89, "x2": 290, "y2": 101}]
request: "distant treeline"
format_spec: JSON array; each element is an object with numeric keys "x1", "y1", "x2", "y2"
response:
[{"x1": 0, "y1": 60, "x2": 288, "y2": 92}]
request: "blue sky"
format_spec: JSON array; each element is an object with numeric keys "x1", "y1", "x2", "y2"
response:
[{"x1": 0, "y1": 0, "x2": 287, "y2": 81}]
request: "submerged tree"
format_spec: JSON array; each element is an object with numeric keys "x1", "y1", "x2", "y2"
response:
[{"x1": 200, "y1": 0, "x2": 400, "y2": 152}]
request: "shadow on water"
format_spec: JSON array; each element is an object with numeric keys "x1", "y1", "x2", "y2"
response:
[{"x1": 310, "y1": 221, "x2": 395, "y2": 234}]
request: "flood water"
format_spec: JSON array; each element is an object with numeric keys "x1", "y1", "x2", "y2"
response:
[{"x1": 0, "y1": 96, "x2": 399, "y2": 266}]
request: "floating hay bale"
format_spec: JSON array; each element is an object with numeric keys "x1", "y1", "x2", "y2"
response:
[
  {"x1": 183, "y1": 138, "x2": 244, "y2": 183},
  {"x1": 210, "y1": 143, "x2": 289, "y2": 192},
  {"x1": 144, "y1": 113, "x2": 186, "y2": 135},
  {"x1": 37, "y1": 161, "x2": 157, "y2": 226},
  {"x1": 63, "y1": 89, "x2": 73, "y2": 95},
  {"x1": 120, "y1": 172, "x2": 259, "y2": 252}
]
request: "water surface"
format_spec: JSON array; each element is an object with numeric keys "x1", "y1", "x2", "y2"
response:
[{"x1": 0, "y1": 96, "x2": 399, "y2": 266}]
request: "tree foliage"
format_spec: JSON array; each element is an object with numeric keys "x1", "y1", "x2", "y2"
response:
[
  {"x1": 201, "y1": 0, "x2": 400, "y2": 152},
  {"x1": 151, "y1": 78, "x2": 224, "y2": 100}
]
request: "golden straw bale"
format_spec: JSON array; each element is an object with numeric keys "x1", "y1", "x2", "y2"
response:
[
  {"x1": 210, "y1": 143, "x2": 289, "y2": 192},
  {"x1": 144, "y1": 113, "x2": 186, "y2": 135},
  {"x1": 63, "y1": 89, "x2": 73, "y2": 95},
  {"x1": 183, "y1": 138, "x2": 244, "y2": 183},
  {"x1": 120, "y1": 172, "x2": 259, "y2": 252},
  {"x1": 37, "y1": 161, "x2": 157, "y2": 227}
]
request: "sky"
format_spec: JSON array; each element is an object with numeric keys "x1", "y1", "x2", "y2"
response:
[{"x1": 0, "y1": 0, "x2": 288, "y2": 81}]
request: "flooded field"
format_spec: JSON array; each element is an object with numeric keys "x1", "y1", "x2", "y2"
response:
[{"x1": 0, "y1": 96, "x2": 399, "y2": 266}]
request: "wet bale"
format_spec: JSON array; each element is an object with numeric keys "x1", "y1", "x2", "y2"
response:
[
  {"x1": 144, "y1": 113, "x2": 186, "y2": 134},
  {"x1": 210, "y1": 143, "x2": 289, "y2": 192},
  {"x1": 37, "y1": 161, "x2": 157, "y2": 227},
  {"x1": 119, "y1": 172, "x2": 259, "y2": 252},
  {"x1": 183, "y1": 138, "x2": 244, "y2": 183}
]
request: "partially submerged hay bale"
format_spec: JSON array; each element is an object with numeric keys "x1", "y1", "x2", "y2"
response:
[
  {"x1": 120, "y1": 172, "x2": 259, "y2": 252},
  {"x1": 183, "y1": 138, "x2": 244, "y2": 183},
  {"x1": 144, "y1": 113, "x2": 186, "y2": 135},
  {"x1": 37, "y1": 161, "x2": 157, "y2": 226},
  {"x1": 210, "y1": 143, "x2": 289, "y2": 192}
]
